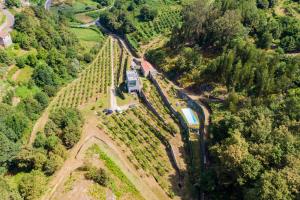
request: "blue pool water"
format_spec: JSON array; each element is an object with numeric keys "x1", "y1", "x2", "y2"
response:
[{"x1": 182, "y1": 108, "x2": 199, "y2": 125}]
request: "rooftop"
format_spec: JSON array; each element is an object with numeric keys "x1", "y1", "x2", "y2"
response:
[
  {"x1": 141, "y1": 60, "x2": 154, "y2": 73},
  {"x1": 126, "y1": 70, "x2": 139, "y2": 81}
]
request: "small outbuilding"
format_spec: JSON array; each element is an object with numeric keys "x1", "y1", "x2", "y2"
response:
[
  {"x1": 0, "y1": 32, "x2": 12, "y2": 47},
  {"x1": 126, "y1": 70, "x2": 141, "y2": 93}
]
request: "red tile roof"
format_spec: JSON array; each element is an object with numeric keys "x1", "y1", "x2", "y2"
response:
[
  {"x1": 141, "y1": 60, "x2": 154, "y2": 73},
  {"x1": 0, "y1": 31, "x2": 9, "y2": 38}
]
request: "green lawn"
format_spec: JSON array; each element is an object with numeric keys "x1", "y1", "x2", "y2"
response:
[
  {"x1": 88, "y1": 145, "x2": 143, "y2": 199},
  {"x1": 75, "y1": 13, "x2": 95, "y2": 23},
  {"x1": 7, "y1": 66, "x2": 18, "y2": 80},
  {"x1": 15, "y1": 85, "x2": 41, "y2": 99},
  {"x1": 71, "y1": 28, "x2": 103, "y2": 42},
  {"x1": 16, "y1": 66, "x2": 33, "y2": 84}
]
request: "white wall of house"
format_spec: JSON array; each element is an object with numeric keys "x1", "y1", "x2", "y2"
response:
[{"x1": 0, "y1": 34, "x2": 12, "y2": 47}]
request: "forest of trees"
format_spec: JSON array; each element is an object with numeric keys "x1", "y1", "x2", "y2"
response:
[
  {"x1": 146, "y1": 0, "x2": 300, "y2": 199},
  {"x1": 98, "y1": 0, "x2": 158, "y2": 34},
  {"x1": 0, "y1": 7, "x2": 86, "y2": 200}
]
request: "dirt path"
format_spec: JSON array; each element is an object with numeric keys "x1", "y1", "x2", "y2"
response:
[
  {"x1": 43, "y1": 114, "x2": 170, "y2": 200},
  {"x1": 11, "y1": 69, "x2": 20, "y2": 81},
  {"x1": 110, "y1": 37, "x2": 118, "y2": 111}
]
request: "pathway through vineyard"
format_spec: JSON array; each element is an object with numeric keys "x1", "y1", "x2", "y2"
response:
[
  {"x1": 28, "y1": 9, "x2": 212, "y2": 199},
  {"x1": 27, "y1": 1, "x2": 212, "y2": 200},
  {"x1": 33, "y1": 35, "x2": 172, "y2": 200}
]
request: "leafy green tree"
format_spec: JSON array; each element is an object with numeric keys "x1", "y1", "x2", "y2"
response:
[
  {"x1": 280, "y1": 36, "x2": 296, "y2": 52},
  {"x1": 45, "y1": 135, "x2": 59, "y2": 151},
  {"x1": 62, "y1": 124, "x2": 81, "y2": 148},
  {"x1": 18, "y1": 170, "x2": 47, "y2": 200},
  {"x1": 139, "y1": 6, "x2": 157, "y2": 21},
  {"x1": 285, "y1": 88, "x2": 300, "y2": 120},
  {"x1": 0, "y1": 177, "x2": 22, "y2": 200},
  {"x1": 33, "y1": 132, "x2": 47, "y2": 149},
  {"x1": 43, "y1": 153, "x2": 63, "y2": 175},
  {"x1": 17, "y1": 97, "x2": 43, "y2": 120},
  {"x1": 0, "y1": 49, "x2": 13, "y2": 66},
  {"x1": 255, "y1": 170, "x2": 292, "y2": 200},
  {"x1": 210, "y1": 10, "x2": 245, "y2": 49},
  {"x1": 0, "y1": 132, "x2": 20, "y2": 173},
  {"x1": 83, "y1": 53, "x2": 93, "y2": 63},
  {"x1": 240, "y1": 155, "x2": 263, "y2": 181},
  {"x1": 85, "y1": 167, "x2": 110, "y2": 186},
  {"x1": 2, "y1": 90, "x2": 14, "y2": 105},
  {"x1": 5, "y1": 0, "x2": 21, "y2": 8},
  {"x1": 32, "y1": 63, "x2": 58, "y2": 89},
  {"x1": 34, "y1": 92, "x2": 49, "y2": 109},
  {"x1": 258, "y1": 32, "x2": 273, "y2": 49},
  {"x1": 257, "y1": 0, "x2": 269, "y2": 8},
  {"x1": 32, "y1": 151, "x2": 47, "y2": 170},
  {"x1": 16, "y1": 57, "x2": 27, "y2": 68}
]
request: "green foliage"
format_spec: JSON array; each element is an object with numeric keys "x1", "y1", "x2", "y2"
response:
[
  {"x1": 34, "y1": 92, "x2": 49, "y2": 109},
  {"x1": 0, "y1": 176, "x2": 22, "y2": 200},
  {"x1": 99, "y1": 11, "x2": 136, "y2": 34},
  {"x1": 62, "y1": 123, "x2": 81, "y2": 148},
  {"x1": 16, "y1": 57, "x2": 27, "y2": 68},
  {"x1": 47, "y1": 107, "x2": 84, "y2": 148},
  {"x1": 139, "y1": 5, "x2": 158, "y2": 21},
  {"x1": 2, "y1": 90, "x2": 14, "y2": 105},
  {"x1": 33, "y1": 132, "x2": 47, "y2": 149},
  {"x1": 18, "y1": 170, "x2": 47, "y2": 200},
  {"x1": 208, "y1": 103, "x2": 300, "y2": 199},
  {"x1": 85, "y1": 166, "x2": 110, "y2": 186},
  {"x1": 5, "y1": 0, "x2": 21, "y2": 8},
  {"x1": 17, "y1": 97, "x2": 43, "y2": 120},
  {"x1": 0, "y1": 49, "x2": 13, "y2": 66},
  {"x1": 43, "y1": 153, "x2": 64, "y2": 175}
]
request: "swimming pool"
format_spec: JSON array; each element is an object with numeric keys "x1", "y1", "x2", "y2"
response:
[{"x1": 182, "y1": 108, "x2": 199, "y2": 126}]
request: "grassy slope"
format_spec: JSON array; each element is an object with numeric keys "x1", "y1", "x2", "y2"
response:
[{"x1": 70, "y1": 27, "x2": 103, "y2": 42}]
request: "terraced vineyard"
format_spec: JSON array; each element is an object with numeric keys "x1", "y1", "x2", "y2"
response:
[
  {"x1": 127, "y1": 8, "x2": 182, "y2": 50},
  {"x1": 98, "y1": 105, "x2": 177, "y2": 197},
  {"x1": 52, "y1": 37, "x2": 112, "y2": 109},
  {"x1": 113, "y1": 39, "x2": 132, "y2": 87},
  {"x1": 143, "y1": 79, "x2": 179, "y2": 131}
]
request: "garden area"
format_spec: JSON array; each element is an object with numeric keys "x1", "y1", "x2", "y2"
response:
[
  {"x1": 52, "y1": 37, "x2": 111, "y2": 109},
  {"x1": 85, "y1": 145, "x2": 144, "y2": 199},
  {"x1": 142, "y1": 78, "x2": 179, "y2": 132},
  {"x1": 126, "y1": 7, "x2": 182, "y2": 52},
  {"x1": 98, "y1": 104, "x2": 181, "y2": 198},
  {"x1": 112, "y1": 39, "x2": 131, "y2": 87}
]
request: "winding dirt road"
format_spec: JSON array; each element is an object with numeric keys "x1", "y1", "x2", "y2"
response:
[{"x1": 42, "y1": 114, "x2": 170, "y2": 200}]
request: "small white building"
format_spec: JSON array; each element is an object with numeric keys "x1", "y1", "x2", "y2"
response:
[
  {"x1": 0, "y1": 32, "x2": 12, "y2": 47},
  {"x1": 126, "y1": 70, "x2": 141, "y2": 93}
]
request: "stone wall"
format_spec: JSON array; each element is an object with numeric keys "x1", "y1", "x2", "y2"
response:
[{"x1": 150, "y1": 74, "x2": 189, "y2": 131}]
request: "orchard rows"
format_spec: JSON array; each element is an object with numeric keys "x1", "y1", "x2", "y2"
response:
[
  {"x1": 127, "y1": 8, "x2": 181, "y2": 50},
  {"x1": 51, "y1": 37, "x2": 112, "y2": 109},
  {"x1": 98, "y1": 105, "x2": 176, "y2": 196},
  {"x1": 143, "y1": 79, "x2": 179, "y2": 131},
  {"x1": 113, "y1": 39, "x2": 132, "y2": 87}
]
